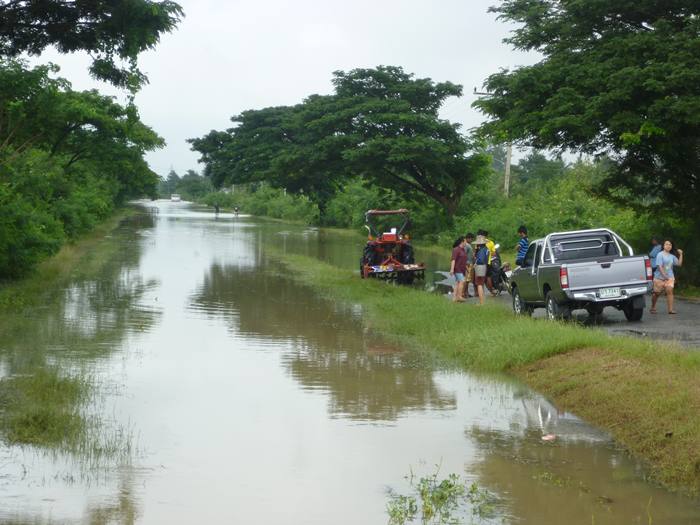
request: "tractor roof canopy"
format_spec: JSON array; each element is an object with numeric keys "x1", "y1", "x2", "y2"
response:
[{"x1": 364, "y1": 209, "x2": 411, "y2": 237}]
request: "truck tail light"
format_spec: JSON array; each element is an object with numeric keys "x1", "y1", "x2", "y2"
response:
[
  {"x1": 560, "y1": 267, "x2": 569, "y2": 289},
  {"x1": 645, "y1": 258, "x2": 653, "y2": 280}
]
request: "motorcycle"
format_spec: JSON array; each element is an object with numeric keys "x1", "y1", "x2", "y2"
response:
[{"x1": 487, "y1": 245, "x2": 511, "y2": 296}]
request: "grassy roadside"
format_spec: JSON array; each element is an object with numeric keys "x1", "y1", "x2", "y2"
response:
[
  {"x1": 0, "y1": 206, "x2": 140, "y2": 310},
  {"x1": 274, "y1": 251, "x2": 700, "y2": 496},
  {"x1": 0, "y1": 206, "x2": 139, "y2": 456}
]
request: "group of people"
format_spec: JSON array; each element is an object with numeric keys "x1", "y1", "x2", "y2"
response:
[
  {"x1": 449, "y1": 228, "x2": 521, "y2": 305},
  {"x1": 450, "y1": 227, "x2": 686, "y2": 316},
  {"x1": 649, "y1": 237, "x2": 685, "y2": 314}
]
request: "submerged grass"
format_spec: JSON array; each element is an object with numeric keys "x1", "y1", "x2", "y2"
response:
[
  {"x1": 0, "y1": 207, "x2": 140, "y2": 465},
  {"x1": 276, "y1": 251, "x2": 700, "y2": 496},
  {"x1": 0, "y1": 367, "x2": 88, "y2": 447}
]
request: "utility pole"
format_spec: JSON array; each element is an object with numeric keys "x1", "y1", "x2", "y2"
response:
[
  {"x1": 503, "y1": 143, "x2": 512, "y2": 197},
  {"x1": 473, "y1": 88, "x2": 512, "y2": 198}
]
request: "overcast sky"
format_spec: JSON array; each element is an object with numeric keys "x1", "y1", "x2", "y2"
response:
[{"x1": 36, "y1": 0, "x2": 536, "y2": 176}]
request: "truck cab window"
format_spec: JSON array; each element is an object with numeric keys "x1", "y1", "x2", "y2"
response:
[{"x1": 523, "y1": 244, "x2": 536, "y2": 267}]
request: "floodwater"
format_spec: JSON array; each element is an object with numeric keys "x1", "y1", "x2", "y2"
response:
[{"x1": 1, "y1": 201, "x2": 698, "y2": 524}]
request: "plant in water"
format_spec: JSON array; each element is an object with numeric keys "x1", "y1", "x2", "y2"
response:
[{"x1": 387, "y1": 466, "x2": 496, "y2": 524}]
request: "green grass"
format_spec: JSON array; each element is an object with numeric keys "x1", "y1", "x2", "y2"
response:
[
  {"x1": 678, "y1": 284, "x2": 700, "y2": 301},
  {"x1": 275, "y1": 251, "x2": 700, "y2": 495},
  {"x1": 0, "y1": 368, "x2": 88, "y2": 447}
]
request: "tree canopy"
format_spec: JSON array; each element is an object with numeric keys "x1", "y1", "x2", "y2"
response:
[
  {"x1": 475, "y1": 0, "x2": 700, "y2": 217},
  {"x1": 0, "y1": 0, "x2": 183, "y2": 90},
  {"x1": 0, "y1": 59, "x2": 163, "y2": 277},
  {"x1": 190, "y1": 66, "x2": 489, "y2": 218}
]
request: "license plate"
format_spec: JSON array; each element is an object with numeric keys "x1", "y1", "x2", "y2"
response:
[{"x1": 599, "y1": 287, "x2": 621, "y2": 299}]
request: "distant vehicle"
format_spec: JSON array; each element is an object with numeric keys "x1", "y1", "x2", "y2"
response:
[
  {"x1": 360, "y1": 209, "x2": 425, "y2": 284},
  {"x1": 170, "y1": 194, "x2": 181, "y2": 202},
  {"x1": 510, "y1": 228, "x2": 652, "y2": 321}
]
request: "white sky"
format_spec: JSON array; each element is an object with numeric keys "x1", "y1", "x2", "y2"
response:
[{"x1": 35, "y1": 0, "x2": 536, "y2": 176}]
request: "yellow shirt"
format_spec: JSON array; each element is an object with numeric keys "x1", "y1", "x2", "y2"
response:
[{"x1": 486, "y1": 239, "x2": 496, "y2": 264}]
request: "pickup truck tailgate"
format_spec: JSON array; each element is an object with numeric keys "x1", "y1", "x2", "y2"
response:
[{"x1": 566, "y1": 257, "x2": 648, "y2": 290}]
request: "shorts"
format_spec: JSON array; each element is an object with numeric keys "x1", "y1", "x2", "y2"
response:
[
  {"x1": 474, "y1": 264, "x2": 487, "y2": 278},
  {"x1": 653, "y1": 278, "x2": 675, "y2": 294},
  {"x1": 466, "y1": 264, "x2": 474, "y2": 282},
  {"x1": 474, "y1": 275, "x2": 486, "y2": 286},
  {"x1": 454, "y1": 272, "x2": 465, "y2": 282}
]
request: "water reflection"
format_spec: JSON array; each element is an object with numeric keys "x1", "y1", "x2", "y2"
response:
[
  {"x1": 0, "y1": 211, "x2": 157, "y2": 523},
  {"x1": 467, "y1": 392, "x2": 700, "y2": 524},
  {"x1": 190, "y1": 262, "x2": 456, "y2": 420}
]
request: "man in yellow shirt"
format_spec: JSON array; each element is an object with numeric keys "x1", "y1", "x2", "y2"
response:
[{"x1": 479, "y1": 229, "x2": 498, "y2": 294}]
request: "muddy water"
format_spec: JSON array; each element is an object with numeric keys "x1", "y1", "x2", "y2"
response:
[{"x1": 0, "y1": 201, "x2": 698, "y2": 524}]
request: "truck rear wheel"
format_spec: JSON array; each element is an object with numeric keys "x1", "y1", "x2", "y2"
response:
[
  {"x1": 623, "y1": 299, "x2": 644, "y2": 321},
  {"x1": 546, "y1": 292, "x2": 571, "y2": 321}
]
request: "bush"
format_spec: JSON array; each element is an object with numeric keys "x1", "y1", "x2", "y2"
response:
[{"x1": 0, "y1": 183, "x2": 65, "y2": 279}]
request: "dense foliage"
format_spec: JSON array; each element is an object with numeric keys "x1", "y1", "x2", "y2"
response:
[
  {"x1": 475, "y1": 0, "x2": 700, "y2": 221},
  {"x1": 199, "y1": 185, "x2": 318, "y2": 224},
  {"x1": 0, "y1": 0, "x2": 183, "y2": 90},
  {"x1": 190, "y1": 66, "x2": 490, "y2": 220},
  {"x1": 0, "y1": 60, "x2": 163, "y2": 279},
  {"x1": 157, "y1": 169, "x2": 213, "y2": 201}
]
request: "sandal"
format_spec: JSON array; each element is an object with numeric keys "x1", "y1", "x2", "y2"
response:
[
  {"x1": 669, "y1": 311, "x2": 677, "y2": 315},
  {"x1": 649, "y1": 308, "x2": 657, "y2": 314}
]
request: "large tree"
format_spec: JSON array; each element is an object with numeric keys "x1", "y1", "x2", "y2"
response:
[
  {"x1": 190, "y1": 66, "x2": 489, "y2": 219},
  {"x1": 475, "y1": 1, "x2": 700, "y2": 217},
  {"x1": 0, "y1": 0, "x2": 183, "y2": 89}
]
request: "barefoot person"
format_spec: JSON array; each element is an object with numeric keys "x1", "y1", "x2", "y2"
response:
[
  {"x1": 651, "y1": 240, "x2": 684, "y2": 314},
  {"x1": 449, "y1": 237, "x2": 467, "y2": 303}
]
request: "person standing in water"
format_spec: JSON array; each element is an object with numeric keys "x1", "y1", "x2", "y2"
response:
[{"x1": 651, "y1": 240, "x2": 684, "y2": 314}]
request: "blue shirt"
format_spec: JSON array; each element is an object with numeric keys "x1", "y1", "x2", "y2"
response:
[
  {"x1": 649, "y1": 245, "x2": 662, "y2": 269},
  {"x1": 475, "y1": 246, "x2": 489, "y2": 265},
  {"x1": 517, "y1": 237, "x2": 529, "y2": 261},
  {"x1": 654, "y1": 252, "x2": 678, "y2": 280}
]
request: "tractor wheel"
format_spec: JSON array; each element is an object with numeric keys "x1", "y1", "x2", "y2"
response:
[
  {"x1": 397, "y1": 272, "x2": 415, "y2": 285},
  {"x1": 401, "y1": 243, "x2": 415, "y2": 264},
  {"x1": 363, "y1": 244, "x2": 377, "y2": 265}
]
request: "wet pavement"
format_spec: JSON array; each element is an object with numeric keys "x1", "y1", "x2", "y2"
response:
[{"x1": 435, "y1": 271, "x2": 700, "y2": 348}]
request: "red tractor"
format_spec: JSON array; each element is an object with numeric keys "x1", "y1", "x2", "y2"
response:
[{"x1": 360, "y1": 209, "x2": 425, "y2": 284}]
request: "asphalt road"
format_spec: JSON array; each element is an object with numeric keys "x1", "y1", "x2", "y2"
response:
[{"x1": 434, "y1": 272, "x2": 700, "y2": 348}]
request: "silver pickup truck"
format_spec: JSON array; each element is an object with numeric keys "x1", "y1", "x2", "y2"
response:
[{"x1": 510, "y1": 228, "x2": 653, "y2": 321}]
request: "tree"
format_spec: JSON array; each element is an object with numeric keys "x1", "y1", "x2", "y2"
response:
[
  {"x1": 0, "y1": 0, "x2": 183, "y2": 89},
  {"x1": 328, "y1": 67, "x2": 490, "y2": 218},
  {"x1": 176, "y1": 169, "x2": 212, "y2": 200},
  {"x1": 190, "y1": 66, "x2": 490, "y2": 220},
  {"x1": 0, "y1": 59, "x2": 164, "y2": 277},
  {"x1": 475, "y1": 1, "x2": 700, "y2": 217}
]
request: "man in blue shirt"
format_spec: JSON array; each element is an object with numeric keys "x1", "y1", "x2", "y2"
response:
[
  {"x1": 515, "y1": 225, "x2": 528, "y2": 266},
  {"x1": 649, "y1": 236, "x2": 662, "y2": 273}
]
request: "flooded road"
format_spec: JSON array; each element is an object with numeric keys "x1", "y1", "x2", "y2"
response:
[{"x1": 1, "y1": 201, "x2": 698, "y2": 524}]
